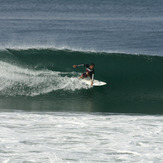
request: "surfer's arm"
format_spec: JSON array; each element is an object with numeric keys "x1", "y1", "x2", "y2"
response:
[{"x1": 73, "y1": 64, "x2": 85, "y2": 68}]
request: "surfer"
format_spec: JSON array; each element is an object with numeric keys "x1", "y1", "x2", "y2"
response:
[{"x1": 73, "y1": 63, "x2": 95, "y2": 85}]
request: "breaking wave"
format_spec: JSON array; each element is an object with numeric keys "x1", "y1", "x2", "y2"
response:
[{"x1": 0, "y1": 48, "x2": 163, "y2": 113}]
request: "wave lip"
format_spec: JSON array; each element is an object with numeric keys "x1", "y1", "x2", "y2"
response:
[{"x1": 0, "y1": 44, "x2": 159, "y2": 56}]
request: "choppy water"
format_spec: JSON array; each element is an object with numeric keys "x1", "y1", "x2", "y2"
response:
[{"x1": 0, "y1": 112, "x2": 163, "y2": 163}]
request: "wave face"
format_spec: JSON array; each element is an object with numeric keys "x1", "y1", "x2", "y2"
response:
[{"x1": 0, "y1": 48, "x2": 163, "y2": 114}]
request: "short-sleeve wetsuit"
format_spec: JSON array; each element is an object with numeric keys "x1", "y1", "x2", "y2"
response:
[{"x1": 77, "y1": 64, "x2": 95, "y2": 81}]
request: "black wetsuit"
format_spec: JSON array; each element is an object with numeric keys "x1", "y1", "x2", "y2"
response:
[{"x1": 77, "y1": 64, "x2": 95, "y2": 80}]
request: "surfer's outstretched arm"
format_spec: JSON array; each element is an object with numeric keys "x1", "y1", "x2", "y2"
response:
[{"x1": 73, "y1": 64, "x2": 86, "y2": 68}]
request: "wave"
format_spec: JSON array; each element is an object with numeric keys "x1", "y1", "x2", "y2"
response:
[
  {"x1": 0, "y1": 61, "x2": 90, "y2": 96},
  {"x1": 0, "y1": 48, "x2": 163, "y2": 113}
]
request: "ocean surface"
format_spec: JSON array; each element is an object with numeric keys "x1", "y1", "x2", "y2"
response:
[
  {"x1": 0, "y1": 0, "x2": 163, "y2": 162},
  {"x1": 0, "y1": 112, "x2": 163, "y2": 163}
]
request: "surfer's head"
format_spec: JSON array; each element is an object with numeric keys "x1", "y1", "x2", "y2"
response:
[{"x1": 90, "y1": 63, "x2": 95, "y2": 69}]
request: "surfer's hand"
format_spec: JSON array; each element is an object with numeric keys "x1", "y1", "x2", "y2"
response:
[{"x1": 73, "y1": 65, "x2": 77, "y2": 68}]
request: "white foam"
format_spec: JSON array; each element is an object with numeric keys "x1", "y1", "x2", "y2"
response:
[
  {"x1": 4, "y1": 43, "x2": 98, "y2": 54},
  {"x1": 0, "y1": 61, "x2": 90, "y2": 96},
  {"x1": 0, "y1": 42, "x2": 134, "y2": 55},
  {"x1": 0, "y1": 112, "x2": 163, "y2": 163},
  {"x1": 0, "y1": 43, "x2": 159, "y2": 57}
]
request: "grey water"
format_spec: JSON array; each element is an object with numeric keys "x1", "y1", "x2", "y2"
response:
[{"x1": 0, "y1": 0, "x2": 163, "y2": 55}]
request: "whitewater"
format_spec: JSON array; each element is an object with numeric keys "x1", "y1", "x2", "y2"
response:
[
  {"x1": 0, "y1": 60, "x2": 90, "y2": 96},
  {"x1": 0, "y1": 112, "x2": 163, "y2": 163}
]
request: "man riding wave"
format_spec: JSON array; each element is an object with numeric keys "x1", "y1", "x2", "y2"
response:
[{"x1": 73, "y1": 63, "x2": 95, "y2": 86}]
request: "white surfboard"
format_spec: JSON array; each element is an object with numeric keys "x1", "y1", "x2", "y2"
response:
[{"x1": 81, "y1": 78, "x2": 107, "y2": 86}]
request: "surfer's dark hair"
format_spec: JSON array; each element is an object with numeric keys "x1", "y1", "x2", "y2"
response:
[{"x1": 91, "y1": 63, "x2": 95, "y2": 66}]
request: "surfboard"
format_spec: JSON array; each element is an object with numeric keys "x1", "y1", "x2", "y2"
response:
[{"x1": 81, "y1": 78, "x2": 107, "y2": 86}]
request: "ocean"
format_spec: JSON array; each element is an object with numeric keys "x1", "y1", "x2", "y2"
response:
[{"x1": 0, "y1": 0, "x2": 163, "y2": 162}]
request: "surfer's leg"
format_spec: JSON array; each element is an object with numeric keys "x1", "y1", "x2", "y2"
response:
[
  {"x1": 80, "y1": 72, "x2": 87, "y2": 79},
  {"x1": 86, "y1": 72, "x2": 92, "y2": 79}
]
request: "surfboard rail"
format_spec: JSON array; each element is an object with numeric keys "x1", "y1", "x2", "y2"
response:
[{"x1": 81, "y1": 78, "x2": 107, "y2": 86}]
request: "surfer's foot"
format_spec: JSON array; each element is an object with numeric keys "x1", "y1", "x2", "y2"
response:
[{"x1": 79, "y1": 75, "x2": 84, "y2": 79}]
